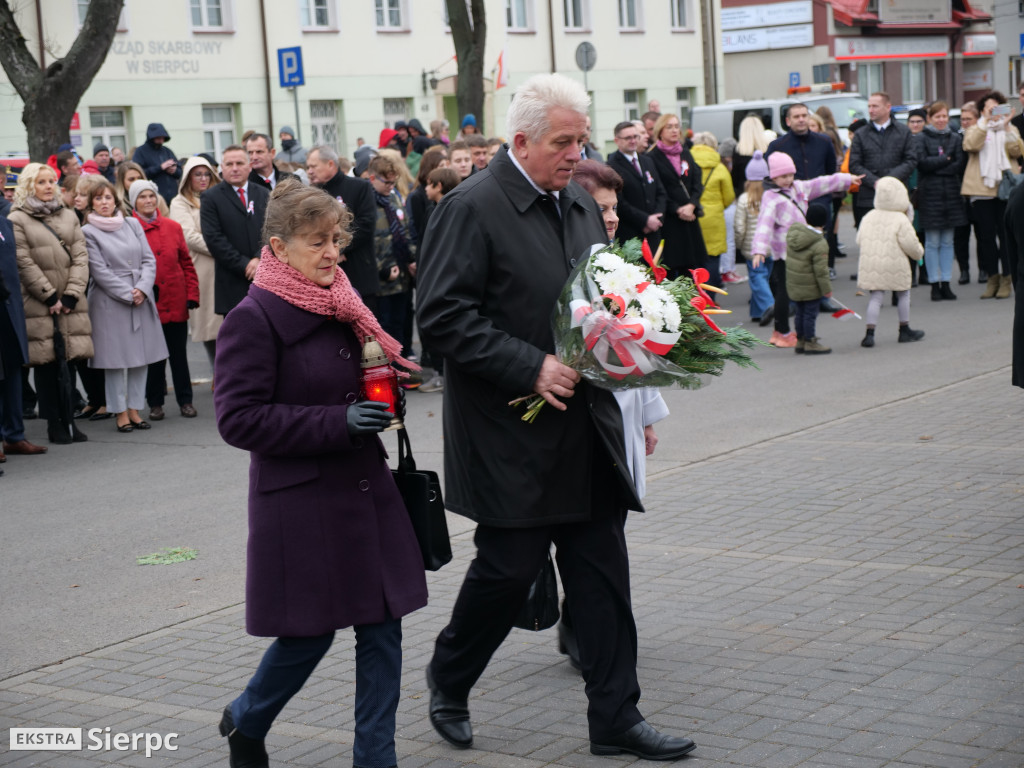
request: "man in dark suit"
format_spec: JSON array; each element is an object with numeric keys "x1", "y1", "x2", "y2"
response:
[
  {"x1": 200, "y1": 145, "x2": 269, "y2": 316},
  {"x1": 416, "y1": 73, "x2": 696, "y2": 761},
  {"x1": 579, "y1": 115, "x2": 604, "y2": 162},
  {"x1": 849, "y1": 91, "x2": 917, "y2": 226},
  {"x1": 244, "y1": 133, "x2": 296, "y2": 191},
  {"x1": 607, "y1": 120, "x2": 665, "y2": 248},
  {"x1": 305, "y1": 144, "x2": 379, "y2": 313}
]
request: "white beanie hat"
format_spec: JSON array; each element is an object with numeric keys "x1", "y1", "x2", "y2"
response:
[{"x1": 128, "y1": 179, "x2": 160, "y2": 210}]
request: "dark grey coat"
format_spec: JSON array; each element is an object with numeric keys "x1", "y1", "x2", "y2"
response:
[
  {"x1": 913, "y1": 126, "x2": 968, "y2": 230},
  {"x1": 849, "y1": 121, "x2": 917, "y2": 210},
  {"x1": 416, "y1": 147, "x2": 642, "y2": 527}
]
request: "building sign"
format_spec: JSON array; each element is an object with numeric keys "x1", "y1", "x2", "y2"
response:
[
  {"x1": 834, "y1": 36, "x2": 949, "y2": 60},
  {"x1": 69, "y1": 113, "x2": 80, "y2": 131},
  {"x1": 108, "y1": 39, "x2": 225, "y2": 76},
  {"x1": 723, "y1": 24, "x2": 814, "y2": 53},
  {"x1": 962, "y1": 35, "x2": 996, "y2": 56},
  {"x1": 877, "y1": 0, "x2": 951, "y2": 24},
  {"x1": 721, "y1": 0, "x2": 812, "y2": 30},
  {"x1": 962, "y1": 70, "x2": 993, "y2": 90}
]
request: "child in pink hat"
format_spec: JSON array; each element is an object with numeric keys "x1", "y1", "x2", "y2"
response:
[{"x1": 750, "y1": 152, "x2": 860, "y2": 347}]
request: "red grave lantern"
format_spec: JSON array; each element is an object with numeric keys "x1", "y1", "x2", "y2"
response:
[{"x1": 359, "y1": 335, "x2": 402, "y2": 431}]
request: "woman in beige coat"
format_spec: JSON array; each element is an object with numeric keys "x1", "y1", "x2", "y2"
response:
[
  {"x1": 961, "y1": 90, "x2": 1024, "y2": 299},
  {"x1": 7, "y1": 163, "x2": 93, "y2": 444},
  {"x1": 168, "y1": 156, "x2": 222, "y2": 371},
  {"x1": 856, "y1": 176, "x2": 925, "y2": 348}
]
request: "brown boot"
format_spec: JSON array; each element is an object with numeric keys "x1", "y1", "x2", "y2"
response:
[
  {"x1": 981, "y1": 274, "x2": 1000, "y2": 299},
  {"x1": 803, "y1": 337, "x2": 832, "y2": 354},
  {"x1": 996, "y1": 274, "x2": 1013, "y2": 299}
]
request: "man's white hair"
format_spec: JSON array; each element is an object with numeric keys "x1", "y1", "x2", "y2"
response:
[{"x1": 506, "y1": 74, "x2": 590, "y2": 143}]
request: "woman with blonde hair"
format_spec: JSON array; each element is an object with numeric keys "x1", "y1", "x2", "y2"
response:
[
  {"x1": 116, "y1": 161, "x2": 170, "y2": 218},
  {"x1": 7, "y1": 163, "x2": 94, "y2": 443},
  {"x1": 732, "y1": 114, "x2": 769, "y2": 195},
  {"x1": 169, "y1": 156, "x2": 222, "y2": 372}
]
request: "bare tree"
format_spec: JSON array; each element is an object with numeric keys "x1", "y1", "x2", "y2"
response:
[
  {"x1": 0, "y1": 0, "x2": 124, "y2": 160},
  {"x1": 445, "y1": 0, "x2": 486, "y2": 134}
]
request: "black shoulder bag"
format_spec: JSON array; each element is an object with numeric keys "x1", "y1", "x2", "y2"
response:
[{"x1": 391, "y1": 427, "x2": 452, "y2": 571}]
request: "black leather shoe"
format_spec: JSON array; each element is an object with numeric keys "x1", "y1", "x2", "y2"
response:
[
  {"x1": 219, "y1": 706, "x2": 268, "y2": 768},
  {"x1": 591, "y1": 721, "x2": 696, "y2": 760},
  {"x1": 426, "y1": 665, "x2": 472, "y2": 748},
  {"x1": 758, "y1": 306, "x2": 774, "y2": 327},
  {"x1": 557, "y1": 621, "x2": 582, "y2": 673}
]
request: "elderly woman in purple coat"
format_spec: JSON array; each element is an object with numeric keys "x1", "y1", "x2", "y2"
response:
[{"x1": 213, "y1": 179, "x2": 427, "y2": 768}]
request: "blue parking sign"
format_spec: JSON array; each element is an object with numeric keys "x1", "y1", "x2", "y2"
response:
[
  {"x1": 789, "y1": 72, "x2": 800, "y2": 88},
  {"x1": 277, "y1": 47, "x2": 305, "y2": 88}
]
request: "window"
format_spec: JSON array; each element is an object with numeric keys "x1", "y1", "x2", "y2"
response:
[
  {"x1": 376, "y1": 0, "x2": 408, "y2": 30},
  {"x1": 676, "y1": 87, "x2": 693, "y2": 130},
  {"x1": 859, "y1": 63, "x2": 883, "y2": 97},
  {"x1": 310, "y1": 101, "x2": 340, "y2": 152},
  {"x1": 300, "y1": 0, "x2": 335, "y2": 29},
  {"x1": 383, "y1": 98, "x2": 411, "y2": 129},
  {"x1": 670, "y1": 0, "x2": 689, "y2": 29},
  {"x1": 190, "y1": 0, "x2": 232, "y2": 30},
  {"x1": 76, "y1": 0, "x2": 129, "y2": 31},
  {"x1": 618, "y1": 0, "x2": 643, "y2": 29},
  {"x1": 624, "y1": 89, "x2": 644, "y2": 121},
  {"x1": 89, "y1": 108, "x2": 129, "y2": 153},
  {"x1": 901, "y1": 62, "x2": 924, "y2": 103},
  {"x1": 813, "y1": 64, "x2": 832, "y2": 84},
  {"x1": 202, "y1": 105, "x2": 236, "y2": 158},
  {"x1": 564, "y1": 0, "x2": 588, "y2": 29},
  {"x1": 507, "y1": 0, "x2": 533, "y2": 30}
]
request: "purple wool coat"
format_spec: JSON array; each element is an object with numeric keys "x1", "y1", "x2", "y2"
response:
[{"x1": 214, "y1": 285, "x2": 428, "y2": 637}]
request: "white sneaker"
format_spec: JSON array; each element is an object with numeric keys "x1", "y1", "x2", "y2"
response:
[{"x1": 420, "y1": 375, "x2": 444, "y2": 393}]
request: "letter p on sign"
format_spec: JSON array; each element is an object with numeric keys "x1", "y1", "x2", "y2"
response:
[{"x1": 277, "y1": 47, "x2": 305, "y2": 88}]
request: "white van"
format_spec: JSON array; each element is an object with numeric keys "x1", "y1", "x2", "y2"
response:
[{"x1": 691, "y1": 90, "x2": 870, "y2": 144}]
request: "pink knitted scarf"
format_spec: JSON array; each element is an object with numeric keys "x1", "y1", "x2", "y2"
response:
[
  {"x1": 252, "y1": 246, "x2": 419, "y2": 371},
  {"x1": 656, "y1": 140, "x2": 683, "y2": 176}
]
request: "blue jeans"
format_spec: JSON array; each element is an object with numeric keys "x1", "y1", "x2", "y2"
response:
[
  {"x1": 232, "y1": 618, "x2": 403, "y2": 768},
  {"x1": 747, "y1": 258, "x2": 774, "y2": 320},
  {"x1": 924, "y1": 229, "x2": 955, "y2": 283}
]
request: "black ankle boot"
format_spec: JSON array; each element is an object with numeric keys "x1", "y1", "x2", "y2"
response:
[
  {"x1": 940, "y1": 282, "x2": 957, "y2": 300},
  {"x1": 71, "y1": 423, "x2": 88, "y2": 443},
  {"x1": 931, "y1": 283, "x2": 942, "y2": 301},
  {"x1": 47, "y1": 419, "x2": 73, "y2": 445},
  {"x1": 861, "y1": 328, "x2": 875, "y2": 348},
  {"x1": 958, "y1": 268, "x2": 970, "y2": 285},
  {"x1": 898, "y1": 325, "x2": 925, "y2": 343},
  {"x1": 219, "y1": 707, "x2": 268, "y2": 768}
]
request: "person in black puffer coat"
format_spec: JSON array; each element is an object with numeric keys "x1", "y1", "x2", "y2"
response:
[
  {"x1": 914, "y1": 101, "x2": 967, "y2": 301},
  {"x1": 132, "y1": 123, "x2": 181, "y2": 203}
]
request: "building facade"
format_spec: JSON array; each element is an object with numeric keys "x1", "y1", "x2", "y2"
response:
[
  {"x1": 718, "y1": 0, "x2": 1009, "y2": 108},
  {"x1": 0, "y1": 0, "x2": 721, "y2": 161}
]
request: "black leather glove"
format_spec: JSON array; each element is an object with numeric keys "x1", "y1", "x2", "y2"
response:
[
  {"x1": 187, "y1": 300, "x2": 199, "y2": 309},
  {"x1": 346, "y1": 400, "x2": 392, "y2": 436}
]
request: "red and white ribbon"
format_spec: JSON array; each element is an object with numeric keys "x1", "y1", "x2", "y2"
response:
[{"x1": 570, "y1": 299, "x2": 681, "y2": 380}]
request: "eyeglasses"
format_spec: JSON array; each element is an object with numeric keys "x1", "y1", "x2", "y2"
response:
[
  {"x1": 618, "y1": 134, "x2": 640, "y2": 141},
  {"x1": 377, "y1": 177, "x2": 397, "y2": 188},
  {"x1": 192, "y1": 171, "x2": 212, "y2": 179}
]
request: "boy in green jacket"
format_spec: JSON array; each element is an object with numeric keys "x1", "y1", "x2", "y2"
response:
[{"x1": 785, "y1": 204, "x2": 832, "y2": 354}]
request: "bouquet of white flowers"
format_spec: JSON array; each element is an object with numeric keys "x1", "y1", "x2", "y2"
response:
[{"x1": 512, "y1": 238, "x2": 762, "y2": 422}]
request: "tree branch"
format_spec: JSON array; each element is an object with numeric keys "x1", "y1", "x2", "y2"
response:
[{"x1": 0, "y1": 0, "x2": 42, "y2": 101}]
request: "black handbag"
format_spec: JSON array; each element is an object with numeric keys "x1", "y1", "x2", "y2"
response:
[
  {"x1": 391, "y1": 427, "x2": 452, "y2": 571},
  {"x1": 513, "y1": 550, "x2": 560, "y2": 631}
]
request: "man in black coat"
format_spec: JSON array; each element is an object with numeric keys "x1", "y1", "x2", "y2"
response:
[
  {"x1": 767, "y1": 103, "x2": 836, "y2": 210},
  {"x1": 132, "y1": 123, "x2": 181, "y2": 203},
  {"x1": 607, "y1": 120, "x2": 665, "y2": 249},
  {"x1": 416, "y1": 73, "x2": 696, "y2": 761},
  {"x1": 306, "y1": 145, "x2": 379, "y2": 312},
  {"x1": 1006, "y1": 181, "x2": 1024, "y2": 388},
  {"x1": 200, "y1": 145, "x2": 269, "y2": 316},
  {"x1": 244, "y1": 133, "x2": 296, "y2": 191},
  {"x1": 849, "y1": 91, "x2": 917, "y2": 226}
]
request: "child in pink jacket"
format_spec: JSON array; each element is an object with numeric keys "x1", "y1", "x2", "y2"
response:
[{"x1": 750, "y1": 152, "x2": 856, "y2": 347}]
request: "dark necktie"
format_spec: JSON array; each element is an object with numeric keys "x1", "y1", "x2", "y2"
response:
[{"x1": 631, "y1": 156, "x2": 642, "y2": 176}]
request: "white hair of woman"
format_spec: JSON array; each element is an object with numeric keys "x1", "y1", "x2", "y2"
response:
[
  {"x1": 736, "y1": 115, "x2": 769, "y2": 155},
  {"x1": 692, "y1": 131, "x2": 719, "y2": 151},
  {"x1": 506, "y1": 73, "x2": 590, "y2": 143}
]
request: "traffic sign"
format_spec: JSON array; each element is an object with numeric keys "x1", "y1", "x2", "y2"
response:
[
  {"x1": 575, "y1": 42, "x2": 597, "y2": 72},
  {"x1": 789, "y1": 72, "x2": 800, "y2": 88},
  {"x1": 277, "y1": 46, "x2": 305, "y2": 88}
]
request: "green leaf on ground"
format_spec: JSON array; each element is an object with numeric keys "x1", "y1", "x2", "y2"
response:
[{"x1": 136, "y1": 547, "x2": 199, "y2": 565}]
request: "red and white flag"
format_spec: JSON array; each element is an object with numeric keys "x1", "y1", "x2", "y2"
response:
[
  {"x1": 829, "y1": 298, "x2": 861, "y2": 321},
  {"x1": 495, "y1": 48, "x2": 509, "y2": 90}
]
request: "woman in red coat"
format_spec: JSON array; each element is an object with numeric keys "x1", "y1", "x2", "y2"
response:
[{"x1": 129, "y1": 180, "x2": 199, "y2": 419}]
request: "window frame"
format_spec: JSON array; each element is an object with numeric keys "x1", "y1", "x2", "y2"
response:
[
  {"x1": 563, "y1": 0, "x2": 590, "y2": 31},
  {"x1": 309, "y1": 100, "x2": 342, "y2": 153},
  {"x1": 623, "y1": 89, "x2": 645, "y2": 121},
  {"x1": 75, "y1": 0, "x2": 129, "y2": 32},
  {"x1": 88, "y1": 107, "x2": 129, "y2": 154},
  {"x1": 670, "y1": 0, "x2": 691, "y2": 31},
  {"x1": 901, "y1": 61, "x2": 925, "y2": 103},
  {"x1": 618, "y1": 0, "x2": 644, "y2": 31},
  {"x1": 382, "y1": 97, "x2": 412, "y2": 129},
  {"x1": 375, "y1": 0, "x2": 410, "y2": 32},
  {"x1": 860, "y1": 62, "x2": 884, "y2": 98},
  {"x1": 189, "y1": 0, "x2": 234, "y2": 33},
  {"x1": 299, "y1": 0, "x2": 337, "y2": 31},
  {"x1": 506, "y1": 0, "x2": 536, "y2": 33},
  {"x1": 201, "y1": 104, "x2": 237, "y2": 159}
]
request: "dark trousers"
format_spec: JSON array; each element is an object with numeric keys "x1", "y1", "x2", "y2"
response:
[
  {"x1": 232, "y1": 619, "x2": 402, "y2": 768},
  {"x1": 33, "y1": 360, "x2": 74, "y2": 422},
  {"x1": 376, "y1": 292, "x2": 409, "y2": 352},
  {"x1": 770, "y1": 259, "x2": 792, "y2": 334},
  {"x1": 971, "y1": 198, "x2": 1009, "y2": 276},
  {"x1": 853, "y1": 205, "x2": 869, "y2": 229},
  {"x1": 21, "y1": 367, "x2": 36, "y2": 411},
  {"x1": 430, "y1": 498, "x2": 642, "y2": 740},
  {"x1": 146, "y1": 322, "x2": 192, "y2": 407},
  {"x1": 702, "y1": 255, "x2": 722, "y2": 289},
  {"x1": 0, "y1": 312, "x2": 26, "y2": 443},
  {"x1": 792, "y1": 299, "x2": 820, "y2": 340},
  {"x1": 75, "y1": 361, "x2": 105, "y2": 409},
  {"x1": 954, "y1": 222, "x2": 972, "y2": 272}
]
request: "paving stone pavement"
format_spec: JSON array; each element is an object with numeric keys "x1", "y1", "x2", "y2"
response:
[{"x1": 3, "y1": 369, "x2": 1022, "y2": 768}]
